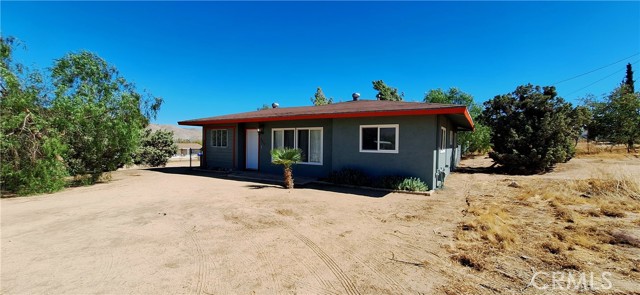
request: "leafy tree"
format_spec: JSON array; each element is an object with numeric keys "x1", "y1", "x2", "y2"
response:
[
  {"x1": 50, "y1": 51, "x2": 162, "y2": 181},
  {"x1": 257, "y1": 104, "x2": 270, "y2": 110},
  {"x1": 588, "y1": 88, "x2": 640, "y2": 152},
  {"x1": 372, "y1": 80, "x2": 403, "y2": 101},
  {"x1": 135, "y1": 129, "x2": 177, "y2": 167},
  {"x1": 424, "y1": 88, "x2": 491, "y2": 154},
  {"x1": 1, "y1": 37, "x2": 68, "y2": 195},
  {"x1": 480, "y1": 84, "x2": 583, "y2": 173},
  {"x1": 586, "y1": 64, "x2": 640, "y2": 152},
  {"x1": 310, "y1": 87, "x2": 333, "y2": 105},
  {"x1": 270, "y1": 148, "x2": 301, "y2": 189}
]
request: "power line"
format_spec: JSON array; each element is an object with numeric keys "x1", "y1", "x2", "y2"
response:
[
  {"x1": 566, "y1": 60, "x2": 639, "y2": 97},
  {"x1": 552, "y1": 52, "x2": 639, "y2": 85}
]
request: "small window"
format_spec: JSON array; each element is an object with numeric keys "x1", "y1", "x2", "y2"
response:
[
  {"x1": 360, "y1": 124, "x2": 399, "y2": 153},
  {"x1": 211, "y1": 129, "x2": 228, "y2": 147},
  {"x1": 449, "y1": 130, "x2": 454, "y2": 146},
  {"x1": 440, "y1": 127, "x2": 446, "y2": 152}
]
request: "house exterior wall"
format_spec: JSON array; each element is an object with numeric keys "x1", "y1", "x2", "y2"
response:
[
  {"x1": 202, "y1": 115, "x2": 462, "y2": 190},
  {"x1": 203, "y1": 124, "x2": 237, "y2": 169},
  {"x1": 331, "y1": 116, "x2": 439, "y2": 189}
]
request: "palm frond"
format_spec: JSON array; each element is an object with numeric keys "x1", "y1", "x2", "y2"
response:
[{"x1": 271, "y1": 148, "x2": 302, "y2": 167}]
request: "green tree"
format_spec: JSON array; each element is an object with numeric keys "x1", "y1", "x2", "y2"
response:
[
  {"x1": 310, "y1": 87, "x2": 333, "y2": 105},
  {"x1": 257, "y1": 104, "x2": 270, "y2": 110},
  {"x1": 372, "y1": 80, "x2": 403, "y2": 101},
  {"x1": 586, "y1": 64, "x2": 640, "y2": 152},
  {"x1": 480, "y1": 84, "x2": 583, "y2": 173},
  {"x1": 589, "y1": 88, "x2": 640, "y2": 152},
  {"x1": 1, "y1": 37, "x2": 68, "y2": 195},
  {"x1": 270, "y1": 148, "x2": 301, "y2": 189},
  {"x1": 135, "y1": 129, "x2": 177, "y2": 167},
  {"x1": 424, "y1": 88, "x2": 491, "y2": 154},
  {"x1": 50, "y1": 51, "x2": 162, "y2": 182}
]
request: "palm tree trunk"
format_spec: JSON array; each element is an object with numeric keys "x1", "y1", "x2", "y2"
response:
[{"x1": 283, "y1": 166, "x2": 294, "y2": 189}]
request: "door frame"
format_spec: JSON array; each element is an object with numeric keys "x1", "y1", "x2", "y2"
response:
[{"x1": 245, "y1": 129, "x2": 260, "y2": 170}]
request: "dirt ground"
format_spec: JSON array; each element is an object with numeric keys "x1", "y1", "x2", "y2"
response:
[{"x1": 1, "y1": 157, "x2": 639, "y2": 294}]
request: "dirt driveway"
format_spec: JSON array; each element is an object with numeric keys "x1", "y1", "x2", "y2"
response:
[
  {"x1": 4, "y1": 157, "x2": 638, "y2": 294},
  {"x1": 1, "y1": 162, "x2": 471, "y2": 294}
]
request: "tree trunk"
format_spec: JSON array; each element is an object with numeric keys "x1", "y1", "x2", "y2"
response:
[{"x1": 283, "y1": 166, "x2": 294, "y2": 189}]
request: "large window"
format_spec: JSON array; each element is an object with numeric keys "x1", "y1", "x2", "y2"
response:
[
  {"x1": 272, "y1": 127, "x2": 323, "y2": 164},
  {"x1": 211, "y1": 129, "x2": 228, "y2": 147},
  {"x1": 359, "y1": 124, "x2": 399, "y2": 153}
]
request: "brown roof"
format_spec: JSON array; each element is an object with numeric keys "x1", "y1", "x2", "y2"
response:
[{"x1": 178, "y1": 100, "x2": 474, "y2": 130}]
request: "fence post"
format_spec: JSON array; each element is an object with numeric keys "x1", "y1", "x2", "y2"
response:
[{"x1": 189, "y1": 148, "x2": 192, "y2": 168}]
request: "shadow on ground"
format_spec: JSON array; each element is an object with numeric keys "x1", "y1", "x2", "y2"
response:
[{"x1": 147, "y1": 167, "x2": 390, "y2": 198}]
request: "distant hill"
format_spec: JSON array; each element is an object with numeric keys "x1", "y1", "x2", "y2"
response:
[{"x1": 148, "y1": 124, "x2": 201, "y2": 142}]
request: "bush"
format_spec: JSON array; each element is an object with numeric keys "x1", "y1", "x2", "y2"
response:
[
  {"x1": 481, "y1": 84, "x2": 584, "y2": 173},
  {"x1": 135, "y1": 129, "x2": 177, "y2": 167},
  {"x1": 326, "y1": 168, "x2": 371, "y2": 186},
  {"x1": 397, "y1": 177, "x2": 429, "y2": 192},
  {"x1": 378, "y1": 175, "x2": 405, "y2": 189}
]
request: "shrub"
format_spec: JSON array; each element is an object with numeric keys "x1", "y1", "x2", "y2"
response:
[
  {"x1": 378, "y1": 175, "x2": 405, "y2": 189},
  {"x1": 135, "y1": 129, "x2": 177, "y2": 167},
  {"x1": 397, "y1": 177, "x2": 429, "y2": 192},
  {"x1": 480, "y1": 84, "x2": 586, "y2": 173},
  {"x1": 326, "y1": 168, "x2": 371, "y2": 186}
]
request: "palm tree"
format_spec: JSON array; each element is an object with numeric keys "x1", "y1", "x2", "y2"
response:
[{"x1": 270, "y1": 148, "x2": 302, "y2": 189}]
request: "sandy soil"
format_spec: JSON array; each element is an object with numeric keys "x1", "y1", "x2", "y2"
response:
[
  {"x1": 1, "y1": 161, "x2": 466, "y2": 294},
  {"x1": 1, "y1": 158, "x2": 638, "y2": 294}
]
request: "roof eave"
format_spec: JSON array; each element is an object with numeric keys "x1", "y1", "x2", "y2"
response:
[{"x1": 178, "y1": 107, "x2": 472, "y2": 127}]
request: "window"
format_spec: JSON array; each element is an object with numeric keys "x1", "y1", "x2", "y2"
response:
[
  {"x1": 359, "y1": 124, "x2": 399, "y2": 153},
  {"x1": 210, "y1": 129, "x2": 228, "y2": 147},
  {"x1": 272, "y1": 127, "x2": 323, "y2": 164},
  {"x1": 449, "y1": 130, "x2": 454, "y2": 146},
  {"x1": 440, "y1": 127, "x2": 446, "y2": 152}
]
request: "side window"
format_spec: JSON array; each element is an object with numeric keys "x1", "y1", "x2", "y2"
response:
[
  {"x1": 211, "y1": 129, "x2": 228, "y2": 147},
  {"x1": 450, "y1": 130, "x2": 454, "y2": 146},
  {"x1": 359, "y1": 125, "x2": 399, "y2": 153},
  {"x1": 440, "y1": 127, "x2": 446, "y2": 152}
]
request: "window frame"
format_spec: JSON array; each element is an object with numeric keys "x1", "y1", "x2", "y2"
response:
[
  {"x1": 210, "y1": 129, "x2": 228, "y2": 148},
  {"x1": 449, "y1": 130, "x2": 454, "y2": 146},
  {"x1": 359, "y1": 124, "x2": 399, "y2": 154},
  {"x1": 440, "y1": 127, "x2": 447, "y2": 153},
  {"x1": 271, "y1": 127, "x2": 323, "y2": 165}
]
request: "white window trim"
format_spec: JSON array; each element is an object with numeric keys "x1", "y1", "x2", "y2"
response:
[
  {"x1": 271, "y1": 127, "x2": 323, "y2": 165},
  {"x1": 440, "y1": 127, "x2": 446, "y2": 153},
  {"x1": 210, "y1": 129, "x2": 228, "y2": 148},
  {"x1": 359, "y1": 124, "x2": 399, "y2": 154}
]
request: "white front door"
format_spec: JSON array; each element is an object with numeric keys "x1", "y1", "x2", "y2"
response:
[{"x1": 246, "y1": 129, "x2": 259, "y2": 170}]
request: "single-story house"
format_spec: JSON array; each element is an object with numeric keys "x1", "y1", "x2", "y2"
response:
[{"x1": 178, "y1": 99, "x2": 474, "y2": 189}]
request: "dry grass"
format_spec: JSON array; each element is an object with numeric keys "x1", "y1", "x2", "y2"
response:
[
  {"x1": 451, "y1": 165, "x2": 640, "y2": 290},
  {"x1": 574, "y1": 141, "x2": 637, "y2": 158},
  {"x1": 457, "y1": 205, "x2": 517, "y2": 249}
]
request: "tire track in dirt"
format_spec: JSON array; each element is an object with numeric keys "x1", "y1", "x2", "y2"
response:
[
  {"x1": 187, "y1": 229, "x2": 216, "y2": 295},
  {"x1": 297, "y1": 255, "x2": 339, "y2": 294},
  {"x1": 341, "y1": 248, "x2": 409, "y2": 294},
  {"x1": 300, "y1": 226, "x2": 411, "y2": 294},
  {"x1": 287, "y1": 227, "x2": 361, "y2": 295}
]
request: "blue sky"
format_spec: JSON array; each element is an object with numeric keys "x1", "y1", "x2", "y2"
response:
[{"x1": 3, "y1": 1, "x2": 639, "y2": 125}]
